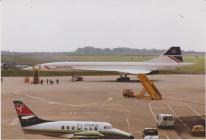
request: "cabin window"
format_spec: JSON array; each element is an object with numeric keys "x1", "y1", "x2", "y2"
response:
[
  {"x1": 67, "y1": 126, "x2": 70, "y2": 130},
  {"x1": 61, "y1": 126, "x2": 65, "y2": 130},
  {"x1": 94, "y1": 124, "x2": 98, "y2": 131},
  {"x1": 72, "y1": 126, "x2": 75, "y2": 130},
  {"x1": 89, "y1": 124, "x2": 93, "y2": 130},
  {"x1": 77, "y1": 124, "x2": 82, "y2": 130},
  {"x1": 84, "y1": 124, "x2": 88, "y2": 131},
  {"x1": 104, "y1": 126, "x2": 107, "y2": 129}
]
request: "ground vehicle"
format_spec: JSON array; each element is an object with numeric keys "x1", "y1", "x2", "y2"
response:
[
  {"x1": 157, "y1": 114, "x2": 175, "y2": 128},
  {"x1": 123, "y1": 89, "x2": 136, "y2": 97},
  {"x1": 142, "y1": 128, "x2": 159, "y2": 139},
  {"x1": 192, "y1": 125, "x2": 205, "y2": 136},
  {"x1": 71, "y1": 75, "x2": 83, "y2": 82}
]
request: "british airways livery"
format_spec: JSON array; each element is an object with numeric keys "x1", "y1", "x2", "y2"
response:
[{"x1": 24, "y1": 47, "x2": 193, "y2": 81}]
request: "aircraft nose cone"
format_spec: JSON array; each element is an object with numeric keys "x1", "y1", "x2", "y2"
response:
[{"x1": 129, "y1": 135, "x2": 134, "y2": 139}]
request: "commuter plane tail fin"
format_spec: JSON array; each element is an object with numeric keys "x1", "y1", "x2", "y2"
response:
[
  {"x1": 147, "y1": 46, "x2": 183, "y2": 63},
  {"x1": 13, "y1": 101, "x2": 50, "y2": 127}
]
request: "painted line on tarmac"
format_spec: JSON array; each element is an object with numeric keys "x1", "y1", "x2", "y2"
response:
[
  {"x1": 167, "y1": 103, "x2": 186, "y2": 126},
  {"x1": 163, "y1": 131, "x2": 169, "y2": 139},
  {"x1": 148, "y1": 102, "x2": 157, "y2": 122},
  {"x1": 126, "y1": 118, "x2": 132, "y2": 135},
  {"x1": 148, "y1": 102, "x2": 170, "y2": 139},
  {"x1": 104, "y1": 97, "x2": 113, "y2": 103},
  {"x1": 26, "y1": 95, "x2": 98, "y2": 107},
  {"x1": 165, "y1": 98, "x2": 204, "y2": 106},
  {"x1": 185, "y1": 104, "x2": 205, "y2": 120},
  {"x1": 8, "y1": 118, "x2": 18, "y2": 126},
  {"x1": 98, "y1": 107, "x2": 131, "y2": 113}
]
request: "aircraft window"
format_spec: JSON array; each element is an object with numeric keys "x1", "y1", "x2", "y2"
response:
[
  {"x1": 77, "y1": 124, "x2": 81, "y2": 130},
  {"x1": 94, "y1": 125, "x2": 98, "y2": 131},
  {"x1": 72, "y1": 126, "x2": 75, "y2": 130},
  {"x1": 61, "y1": 126, "x2": 65, "y2": 130},
  {"x1": 104, "y1": 126, "x2": 107, "y2": 129},
  {"x1": 67, "y1": 126, "x2": 70, "y2": 130},
  {"x1": 89, "y1": 124, "x2": 93, "y2": 130},
  {"x1": 108, "y1": 126, "x2": 111, "y2": 129},
  {"x1": 84, "y1": 124, "x2": 88, "y2": 131}
]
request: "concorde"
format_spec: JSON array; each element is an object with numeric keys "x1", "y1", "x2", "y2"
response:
[
  {"x1": 14, "y1": 100, "x2": 134, "y2": 139},
  {"x1": 24, "y1": 47, "x2": 193, "y2": 81}
]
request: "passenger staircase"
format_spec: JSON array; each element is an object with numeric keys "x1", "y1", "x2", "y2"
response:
[{"x1": 136, "y1": 74, "x2": 162, "y2": 100}]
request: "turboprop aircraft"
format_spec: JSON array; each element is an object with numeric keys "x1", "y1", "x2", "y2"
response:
[
  {"x1": 23, "y1": 46, "x2": 193, "y2": 81},
  {"x1": 13, "y1": 100, "x2": 134, "y2": 139}
]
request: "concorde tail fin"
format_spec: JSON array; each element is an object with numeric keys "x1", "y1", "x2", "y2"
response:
[{"x1": 147, "y1": 46, "x2": 183, "y2": 63}]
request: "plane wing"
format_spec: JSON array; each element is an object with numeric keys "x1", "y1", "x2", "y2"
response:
[
  {"x1": 74, "y1": 67, "x2": 151, "y2": 74},
  {"x1": 61, "y1": 131, "x2": 104, "y2": 139}
]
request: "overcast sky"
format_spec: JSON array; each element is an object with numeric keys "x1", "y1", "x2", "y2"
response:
[{"x1": 1, "y1": 0, "x2": 206, "y2": 52}]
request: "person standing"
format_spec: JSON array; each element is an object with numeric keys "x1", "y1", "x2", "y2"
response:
[
  {"x1": 56, "y1": 79, "x2": 59, "y2": 85},
  {"x1": 46, "y1": 79, "x2": 49, "y2": 85}
]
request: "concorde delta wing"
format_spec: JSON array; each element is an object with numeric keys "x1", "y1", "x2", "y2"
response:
[{"x1": 73, "y1": 67, "x2": 152, "y2": 74}]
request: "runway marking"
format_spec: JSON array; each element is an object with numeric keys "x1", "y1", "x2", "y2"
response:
[
  {"x1": 98, "y1": 107, "x2": 131, "y2": 113},
  {"x1": 163, "y1": 131, "x2": 169, "y2": 139},
  {"x1": 26, "y1": 95, "x2": 98, "y2": 107},
  {"x1": 185, "y1": 104, "x2": 205, "y2": 120},
  {"x1": 148, "y1": 102, "x2": 170, "y2": 139},
  {"x1": 148, "y1": 102, "x2": 157, "y2": 122},
  {"x1": 126, "y1": 118, "x2": 132, "y2": 135},
  {"x1": 165, "y1": 98, "x2": 204, "y2": 106},
  {"x1": 104, "y1": 97, "x2": 113, "y2": 103},
  {"x1": 167, "y1": 103, "x2": 186, "y2": 126},
  {"x1": 8, "y1": 118, "x2": 18, "y2": 126}
]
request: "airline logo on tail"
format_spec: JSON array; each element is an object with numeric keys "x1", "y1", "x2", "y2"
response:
[
  {"x1": 163, "y1": 46, "x2": 183, "y2": 63},
  {"x1": 14, "y1": 101, "x2": 34, "y2": 115},
  {"x1": 13, "y1": 101, "x2": 49, "y2": 127}
]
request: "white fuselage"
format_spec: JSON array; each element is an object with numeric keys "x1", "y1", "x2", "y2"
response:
[
  {"x1": 26, "y1": 62, "x2": 190, "y2": 74},
  {"x1": 23, "y1": 120, "x2": 132, "y2": 139}
]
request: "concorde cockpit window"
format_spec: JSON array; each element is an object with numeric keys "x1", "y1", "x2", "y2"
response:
[
  {"x1": 104, "y1": 126, "x2": 107, "y2": 129},
  {"x1": 67, "y1": 126, "x2": 70, "y2": 130},
  {"x1": 61, "y1": 126, "x2": 65, "y2": 130}
]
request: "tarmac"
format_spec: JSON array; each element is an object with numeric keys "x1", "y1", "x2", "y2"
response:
[{"x1": 1, "y1": 74, "x2": 205, "y2": 139}]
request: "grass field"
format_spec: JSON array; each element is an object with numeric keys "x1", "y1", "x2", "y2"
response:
[{"x1": 1, "y1": 54, "x2": 205, "y2": 76}]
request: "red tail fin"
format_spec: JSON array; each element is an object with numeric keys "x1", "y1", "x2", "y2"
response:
[
  {"x1": 14, "y1": 101, "x2": 34, "y2": 115},
  {"x1": 13, "y1": 101, "x2": 49, "y2": 127}
]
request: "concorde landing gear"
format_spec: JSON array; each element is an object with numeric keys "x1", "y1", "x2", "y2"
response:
[{"x1": 116, "y1": 75, "x2": 130, "y2": 82}]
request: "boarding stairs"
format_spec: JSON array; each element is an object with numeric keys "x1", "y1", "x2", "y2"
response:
[{"x1": 136, "y1": 74, "x2": 162, "y2": 100}]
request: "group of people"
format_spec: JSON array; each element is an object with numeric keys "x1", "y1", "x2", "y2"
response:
[
  {"x1": 24, "y1": 77, "x2": 30, "y2": 83},
  {"x1": 24, "y1": 77, "x2": 59, "y2": 85},
  {"x1": 41, "y1": 79, "x2": 59, "y2": 85}
]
